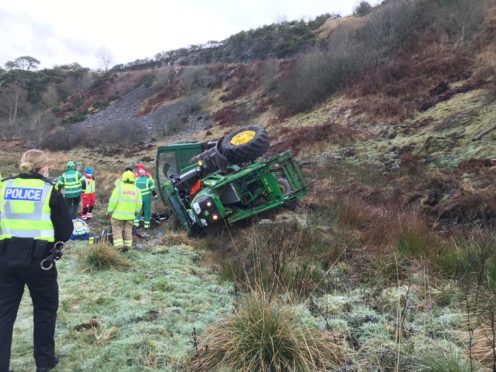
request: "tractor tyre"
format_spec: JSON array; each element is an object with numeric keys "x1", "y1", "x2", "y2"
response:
[{"x1": 220, "y1": 125, "x2": 270, "y2": 164}]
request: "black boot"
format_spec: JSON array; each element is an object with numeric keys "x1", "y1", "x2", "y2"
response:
[{"x1": 36, "y1": 357, "x2": 59, "y2": 372}]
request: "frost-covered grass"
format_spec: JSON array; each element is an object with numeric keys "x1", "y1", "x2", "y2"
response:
[
  {"x1": 10, "y1": 242, "x2": 234, "y2": 371},
  {"x1": 294, "y1": 284, "x2": 488, "y2": 371}
]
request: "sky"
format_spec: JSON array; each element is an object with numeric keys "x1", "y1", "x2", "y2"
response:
[{"x1": 0, "y1": 0, "x2": 380, "y2": 70}]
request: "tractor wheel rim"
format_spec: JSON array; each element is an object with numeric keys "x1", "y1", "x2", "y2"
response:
[{"x1": 230, "y1": 130, "x2": 256, "y2": 145}]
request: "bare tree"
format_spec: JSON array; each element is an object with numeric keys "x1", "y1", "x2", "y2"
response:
[
  {"x1": 0, "y1": 83, "x2": 26, "y2": 127},
  {"x1": 42, "y1": 84, "x2": 59, "y2": 108},
  {"x1": 95, "y1": 47, "x2": 114, "y2": 72}
]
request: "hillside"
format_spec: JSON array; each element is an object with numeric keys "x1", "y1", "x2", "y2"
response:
[{"x1": 2, "y1": 0, "x2": 496, "y2": 370}]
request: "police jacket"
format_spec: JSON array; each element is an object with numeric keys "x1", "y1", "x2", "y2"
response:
[{"x1": 1, "y1": 173, "x2": 73, "y2": 245}]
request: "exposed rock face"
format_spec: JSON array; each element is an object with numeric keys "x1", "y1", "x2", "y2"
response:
[{"x1": 74, "y1": 86, "x2": 213, "y2": 137}]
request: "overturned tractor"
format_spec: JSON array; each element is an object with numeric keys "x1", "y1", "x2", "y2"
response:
[{"x1": 156, "y1": 125, "x2": 307, "y2": 233}]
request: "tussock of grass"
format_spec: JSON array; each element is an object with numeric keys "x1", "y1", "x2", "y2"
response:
[
  {"x1": 193, "y1": 290, "x2": 342, "y2": 371},
  {"x1": 83, "y1": 242, "x2": 131, "y2": 271},
  {"x1": 364, "y1": 254, "x2": 410, "y2": 285},
  {"x1": 437, "y1": 230, "x2": 496, "y2": 286},
  {"x1": 415, "y1": 351, "x2": 480, "y2": 372}
]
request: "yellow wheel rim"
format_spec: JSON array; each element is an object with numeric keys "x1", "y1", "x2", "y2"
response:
[{"x1": 230, "y1": 130, "x2": 256, "y2": 145}]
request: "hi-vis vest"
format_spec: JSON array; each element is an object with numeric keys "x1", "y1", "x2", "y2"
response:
[
  {"x1": 84, "y1": 177, "x2": 95, "y2": 195},
  {"x1": 135, "y1": 176, "x2": 156, "y2": 197},
  {"x1": 0, "y1": 178, "x2": 55, "y2": 242},
  {"x1": 107, "y1": 182, "x2": 142, "y2": 221},
  {"x1": 57, "y1": 170, "x2": 83, "y2": 198}
]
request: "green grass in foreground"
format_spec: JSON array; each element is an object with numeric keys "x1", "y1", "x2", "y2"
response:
[{"x1": 10, "y1": 242, "x2": 233, "y2": 371}]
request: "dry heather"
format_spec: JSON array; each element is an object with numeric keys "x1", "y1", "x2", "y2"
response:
[
  {"x1": 268, "y1": 120, "x2": 367, "y2": 156},
  {"x1": 347, "y1": 46, "x2": 474, "y2": 123}
]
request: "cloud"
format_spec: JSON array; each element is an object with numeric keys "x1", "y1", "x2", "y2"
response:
[
  {"x1": 0, "y1": 0, "x2": 381, "y2": 70},
  {"x1": 0, "y1": 9, "x2": 95, "y2": 68}
]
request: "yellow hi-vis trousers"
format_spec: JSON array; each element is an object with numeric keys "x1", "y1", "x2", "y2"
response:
[{"x1": 111, "y1": 218, "x2": 133, "y2": 248}]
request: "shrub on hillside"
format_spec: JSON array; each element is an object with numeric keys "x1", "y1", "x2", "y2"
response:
[
  {"x1": 197, "y1": 219, "x2": 344, "y2": 297},
  {"x1": 40, "y1": 126, "x2": 80, "y2": 150},
  {"x1": 192, "y1": 290, "x2": 342, "y2": 371},
  {"x1": 42, "y1": 119, "x2": 144, "y2": 151},
  {"x1": 276, "y1": 0, "x2": 487, "y2": 114},
  {"x1": 473, "y1": 45, "x2": 496, "y2": 93},
  {"x1": 438, "y1": 0, "x2": 485, "y2": 48},
  {"x1": 179, "y1": 66, "x2": 211, "y2": 96},
  {"x1": 354, "y1": 1, "x2": 373, "y2": 17},
  {"x1": 81, "y1": 119, "x2": 144, "y2": 149}
]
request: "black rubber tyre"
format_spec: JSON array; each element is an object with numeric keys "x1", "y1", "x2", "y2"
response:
[{"x1": 220, "y1": 125, "x2": 270, "y2": 164}]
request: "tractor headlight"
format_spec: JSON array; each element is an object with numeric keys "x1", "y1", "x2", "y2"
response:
[{"x1": 194, "y1": 196, "x2": 222, "y2": 223}]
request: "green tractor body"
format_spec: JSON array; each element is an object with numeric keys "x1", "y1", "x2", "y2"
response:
[{"x1": 155, "y1": 126, "x2": 306, "y2": 233}]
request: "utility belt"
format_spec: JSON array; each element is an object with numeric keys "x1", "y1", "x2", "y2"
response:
[{"x1": 0, "y1": 238, "x2": 55, "y2": 270}]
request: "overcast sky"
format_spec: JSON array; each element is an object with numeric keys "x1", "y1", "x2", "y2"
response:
[{"x1": 0, "y1": 0, "x2": 379, "y2": 70}]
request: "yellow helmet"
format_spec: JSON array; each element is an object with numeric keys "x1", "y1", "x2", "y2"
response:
[{"x1": 121, "y1": 170, "x2": 135, "y2": 183}]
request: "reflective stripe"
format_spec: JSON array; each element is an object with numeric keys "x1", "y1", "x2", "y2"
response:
[
  {"x1": 136, "y1": 176, "x2": 156, "y2": 196},
  {"x1": 108, "y1": 182, "x2": 142, "y2": 221},
  {"x1": 1, "y1": 228, "x2": 54, "y2": 239},
  {"x1": 0, "y1": 179, "x2": 55, "y2": 241},
  {"x1": 59, "y1": 171, "x2": 83, "y2": 196},
  {"x1": 2, "y1": 211, "x2": 51, "y2": 221},
  {"x1": 112, "y1": 211, "x2": 136, "y2": 218}
]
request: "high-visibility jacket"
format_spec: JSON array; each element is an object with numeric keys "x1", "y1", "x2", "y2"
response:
[
  {"x1": 0, "y1": 178, "x2": 55, "y2": 242},
  {"x1": 84, "y1": 177, "x2": 95, "y2": 195},
  {"x1": 57, "y1": 169, "x2": 85, "y2": 198},
  {"x1": 135, "y1": 176, "x2": 156, "y2": 198},
  {"x1": 107, "y1": 182, "x2": 142, "y2": 220}
]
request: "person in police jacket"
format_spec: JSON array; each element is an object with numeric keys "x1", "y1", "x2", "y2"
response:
[{"x1": 0, "y1": 150, "x2": 73, "y2": 372}]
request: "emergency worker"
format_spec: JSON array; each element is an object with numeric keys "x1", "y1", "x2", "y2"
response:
[
  {"x1": 56, "y1": 161, "x2": 85, "y2": 219},
  {"x1": 81, "y1": 167, "x2": 96, "y2": 221},
  {"x1": 0, "y1": 149, "x2": 73, "y2": 372},
  {"x1": 134, "y1": 166, "x2": 158, "y2": 230},
  {"x1": 107, "y1": 171, "x2": 142, "y2": 251}
]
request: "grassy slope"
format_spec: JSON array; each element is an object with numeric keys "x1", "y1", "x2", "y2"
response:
[
  {"x1": 2, "y1": 87, "x2": 495, "y2": 371},
  {"x1": 2, "y1": 10, "x2": 496, "y2": 370},
  {"x1": 10, "y1": 241, "x2": 233, "y2": 371}
]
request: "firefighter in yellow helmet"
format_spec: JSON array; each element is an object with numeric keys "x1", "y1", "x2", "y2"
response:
[
  {"x1": 107, "y1": 171, "x2": 142, "y2": 252},
  {"x1": 0, "y1": 149, "x2": 73, "y2": 372}
]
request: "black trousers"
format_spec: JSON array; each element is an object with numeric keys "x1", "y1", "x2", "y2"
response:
[
  {"x1": 65, "y1": 196, "x2": 80, "y2": 220},
  {"x1": 0, "y1": 250, "x2": 58, "y2": 372}
]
